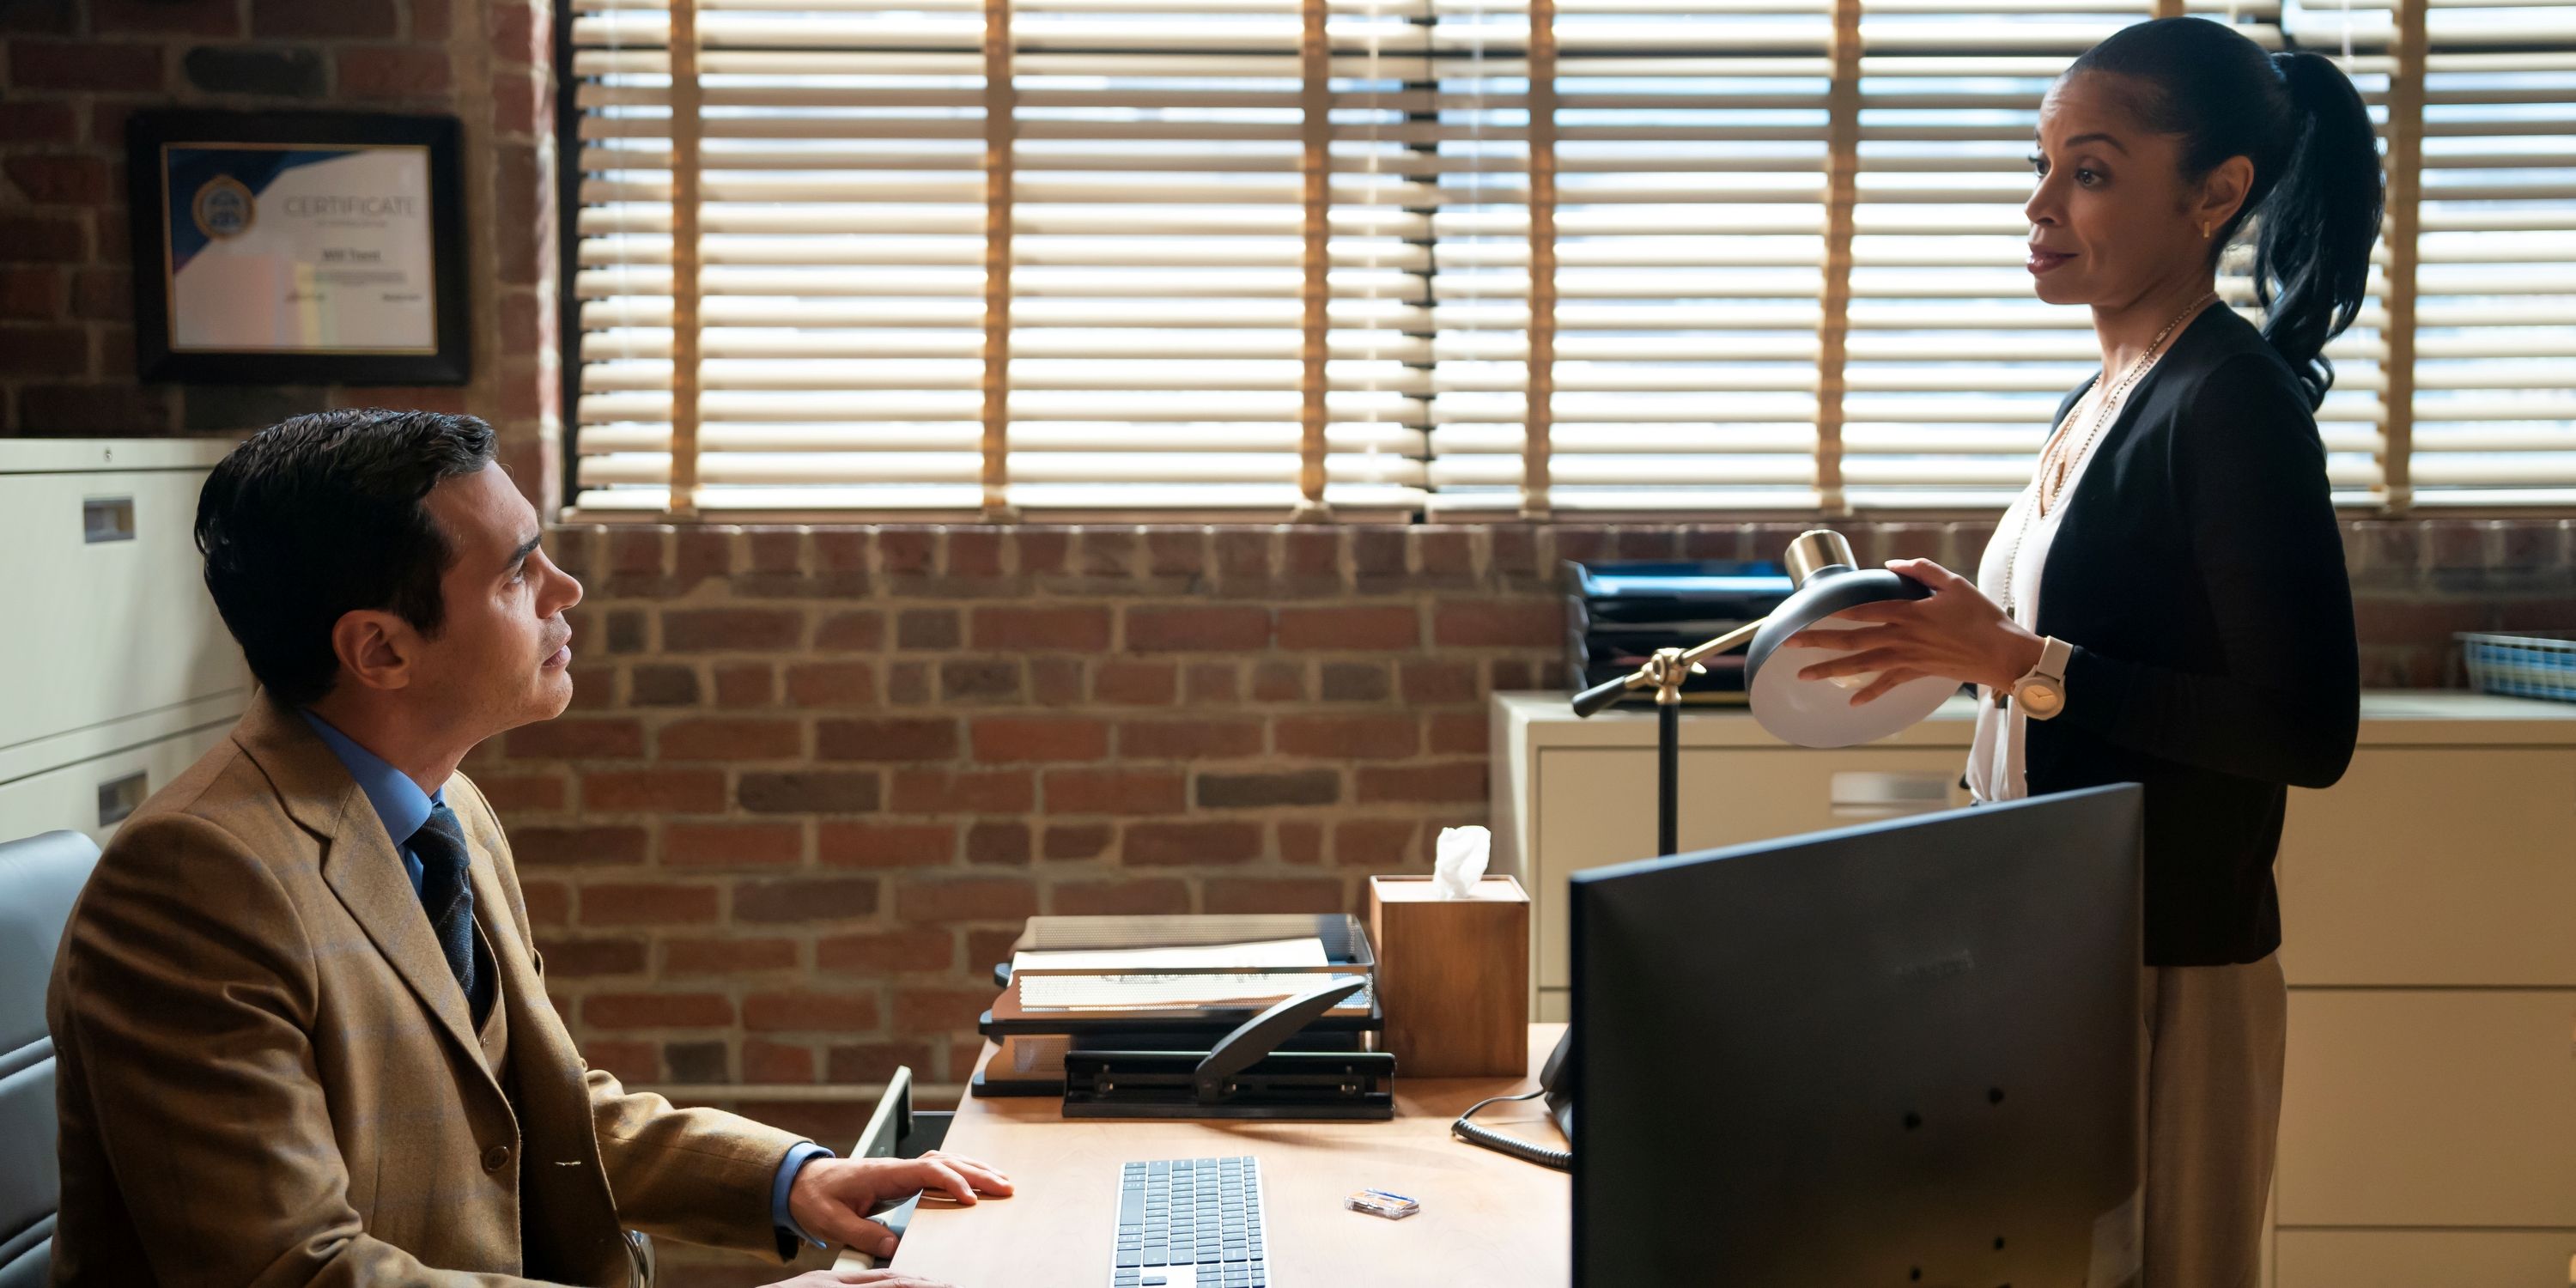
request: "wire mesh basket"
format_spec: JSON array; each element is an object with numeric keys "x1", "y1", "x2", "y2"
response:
[{"x1": 2458, "y1": 631, "x2": 2576, "y2": 703}]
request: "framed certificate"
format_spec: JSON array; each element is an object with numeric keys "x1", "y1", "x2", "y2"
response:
[{"x1": 127, "y1": 111, "x2": 469, "y2": 385}]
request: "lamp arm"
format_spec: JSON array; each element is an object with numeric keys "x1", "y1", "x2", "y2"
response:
[{"x1": 1569, "y1": 616, "x2": 1771, "y2": 718}]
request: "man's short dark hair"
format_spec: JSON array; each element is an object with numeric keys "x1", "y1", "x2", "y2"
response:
[{"x1": 196, "y1": 409, "x2": 498, "y2": 707}]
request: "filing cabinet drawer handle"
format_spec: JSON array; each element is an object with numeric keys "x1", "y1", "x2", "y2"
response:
[
  {"x1": 83, "y1": 495, "x2": 136, "y2": 544},
  {"x1": 97, "y1": 771, "x2": 149, "y2": 828}
]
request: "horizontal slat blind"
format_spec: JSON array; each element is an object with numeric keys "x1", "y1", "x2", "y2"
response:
[{"x1": 569, "y1": 0, "x2": 2576, "y2": 516}]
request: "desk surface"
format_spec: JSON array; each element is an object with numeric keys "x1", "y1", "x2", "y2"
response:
[{"x1": 848, "y1": 1025, "x2": 1571, "y2": 1286}]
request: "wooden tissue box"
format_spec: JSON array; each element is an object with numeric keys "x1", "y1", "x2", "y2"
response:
[{"x1": 1367, "y1": 874, "x2": 1530, "y2": 1078}]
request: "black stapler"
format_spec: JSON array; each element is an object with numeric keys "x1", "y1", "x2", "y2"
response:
[{"x1": 1060, "y1": 977, "x2": 1396, "y2": 1121}]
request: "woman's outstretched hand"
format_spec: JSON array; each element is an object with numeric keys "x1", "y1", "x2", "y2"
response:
[{"x1": 1780, "y1": 558, "x2": 2047, "y2": 704}]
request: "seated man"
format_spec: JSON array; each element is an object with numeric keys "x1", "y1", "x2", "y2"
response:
[{"x1": 47, "y1": 410, "x2": 1006, "y2": 1288}]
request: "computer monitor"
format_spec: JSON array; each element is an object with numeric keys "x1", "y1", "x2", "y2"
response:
[{"x1": 1569, "y1": 783, "x2": 2144, "y2": 1287}]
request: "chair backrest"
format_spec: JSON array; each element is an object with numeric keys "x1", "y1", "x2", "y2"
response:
[{"x1": 0, "y1": 830, "x2": 100, "y2": 1288}]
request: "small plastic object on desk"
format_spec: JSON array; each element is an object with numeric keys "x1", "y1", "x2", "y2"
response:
[{"x1": 1346, "y1": 1188, "x2": 1421, "y2": 1220}]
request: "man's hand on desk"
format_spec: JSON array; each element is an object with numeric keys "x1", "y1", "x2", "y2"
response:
[{"x1": 787, "y1": 1150, "x2": 1017, "y2": 1260}]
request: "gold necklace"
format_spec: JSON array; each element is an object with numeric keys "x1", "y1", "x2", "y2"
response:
[{"x1": 1996, "y1": 291, "x2": 2217, "y2": 623}]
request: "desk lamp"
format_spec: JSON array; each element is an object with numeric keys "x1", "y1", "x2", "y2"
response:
[{"x1": 1570, "y1": 529, "x2": 1953, "y2": 857}]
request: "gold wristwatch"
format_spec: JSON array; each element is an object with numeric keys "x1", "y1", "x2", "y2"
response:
[{"x1": 2008, "y1": 635, "x2": 2073, "y2": 720}]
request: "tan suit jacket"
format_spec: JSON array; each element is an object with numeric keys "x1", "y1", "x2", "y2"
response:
[{"x1": 47, "y1": 695, "x2": 806, "y2": 1286}]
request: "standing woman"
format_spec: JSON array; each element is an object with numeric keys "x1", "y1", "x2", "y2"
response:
[{"x1": 1788, "y1": 18, "x2": 2374, "y2": 1286}]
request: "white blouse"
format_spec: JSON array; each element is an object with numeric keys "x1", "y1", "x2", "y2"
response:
[{"x1": 1966, "y1": 396, "x2": 2111, "y2": 804}]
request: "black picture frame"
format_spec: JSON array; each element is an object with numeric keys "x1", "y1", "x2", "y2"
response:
[{"x1": 126, "y1": 110, "x2": 470, "y2": 386}]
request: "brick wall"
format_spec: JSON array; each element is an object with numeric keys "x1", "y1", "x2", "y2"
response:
[
  {"x1": 0, "y1": 0, "x2": 562, "y2": 504},
  {"x1": 489, "y1": 516, "x2": 2571, "y2": 1094}
]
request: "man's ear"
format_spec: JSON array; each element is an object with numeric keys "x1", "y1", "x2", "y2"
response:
[{"x1": 331, "y1": 610, "x2": 418, "y2": 693}]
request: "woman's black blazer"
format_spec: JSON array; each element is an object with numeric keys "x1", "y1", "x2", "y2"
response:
[{"x1": 2026, "y1": 304, "x2": 2360, "y2": 967}]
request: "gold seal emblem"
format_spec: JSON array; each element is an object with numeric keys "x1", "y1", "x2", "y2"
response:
[{"x1": 191, "y1": 174, "x2": 256, "y2": 240}]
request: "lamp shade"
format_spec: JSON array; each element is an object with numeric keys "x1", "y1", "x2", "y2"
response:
[{"x1": 1741, "y1": 539, "x2": 1953, "y2": 749}]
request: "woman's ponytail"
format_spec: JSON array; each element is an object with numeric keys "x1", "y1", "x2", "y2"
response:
[
  {"x1": 2256, "y1": 51, "x2": 2386, "y2": 405},
  {"x1": 2068, "y1": 21, "x2": 2389, "y2": 409}
]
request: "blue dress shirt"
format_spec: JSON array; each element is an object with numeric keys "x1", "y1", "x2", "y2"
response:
[{"x1": 298, "y1": 710, "x2": 833, "y2": 1248}]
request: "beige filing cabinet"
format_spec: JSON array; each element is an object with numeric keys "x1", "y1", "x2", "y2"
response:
[
  {"x1": 1490, "y1": 690, "x2": 2576, "y2": 1285},
  {"x1": 0, "y1": 439, "x2": 250, "y2": 847}
]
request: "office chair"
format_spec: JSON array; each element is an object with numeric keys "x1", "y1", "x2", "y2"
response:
[{"x1": 0, "y1": 830, "x2": 101, "y2": 1288}]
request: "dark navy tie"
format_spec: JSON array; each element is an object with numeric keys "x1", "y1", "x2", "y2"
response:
[{"x1": 408, "y1": 804, "x2": 483, "y2": 1022}]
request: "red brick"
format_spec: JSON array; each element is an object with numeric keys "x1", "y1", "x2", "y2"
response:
[
  {"x1": 662, "y1": 607, "x2": 803, "y2": 652},
  {"x1": 893, "y1": 986, "x2": 995, "y2": 1036},
  {"x1": 673, "y1": 528, "x2": 732, "y2": 585},
  {"x1": 492, "y1": 0, "x2": 546, "y2": 64},
  {"x1": 664, "y1": 936, "x2": 801, "y2": 975},
  {"x1": 812, "y1": 531, "x2": 870, "y2": 574},
  {"x1": 744, "y1": 990, "x2": 882, "y2": 1033},
  {"x1": 1126, "y1": 605, "x2": 1271, "y2": 653},
  {"x1": 1401, "y1": 660, "x2": 1482, "y2": 705},
  {"x1": 659, "y1": 718, "x2": 802, "y2": 761},
  {"x1": 1357, "y1": 762, "x2": 1487, "y2": 804},
  {"x1": 1284, "y1": 528, "x2": 1340, "y2": 580},
  {"x1": 9, "y1": 40, "x2": 162, "y2": 91},
  {"x1": 786, "y1": 660, "x2": 878, "y2": 707},
  {"x1": 1279, "y1": 820, "x2": 1322, "y2": 866},
  {"x1": 1124, "y1": 821, "x2": 1262, "y2": 866},
  {"x1": 713, "y1": 662, "x2": 775, "y2": 708},
  {"x1": 1183, "y1": 662, "x2": 1238, "y2": 704},
  {"x1": 897, "y1": 878, "x2": 1040, "y2": 923},
  {"x1": 586, "y1": 992, "x2": 733, "y2": 1030},
  {"x1": 1196, "y1": 770, "x2": 1338, "y2": 809},
  {"x1": 817, "y1": 821, "x2": 958, "y2": 868},
  {"x1": 583, "y1": 1041, "x2": 658, "y2": 1083},
  {"x1": 828, "y1": 1041, "x2": 941, "y2": 1084},
  {"x1": 97, "y1": 0, "x2": 237, "y2": 33},
  {"x1": 743, "y1": 1039, "x2": 816, "y2": 1084},
  {"x1": 1095, "y1": 661, "x2": 1178, "y2": 706},
  {"x1": 2354, "y1": 598, "x2": 2492, "y2": 647},
  {"x1": 738, "y1": 771, "x2": 880, "y2": 814},
  {"x1": 966, "y1": 928, "x2": 1020, "y2": 970},
  {"x1": 582, "y1": 769, "x2": 726, "y2": 813},
  {"x1": 0, "y1": 325, "x2": 85, "y2": 374},
  {"x1": 971, "y1": 605, "x2": 1112, "y2": 652},
  {"x1": 252, "y1": 0, "x2": 393, "y2": 35},
  {"x1": 1145, "y1": 529, "x2": 1206, "y2": 576},
  {"x1": 1417, "y1": 529, "x2": 1474, "y2": 578},
  {"x1": 523, "y1": 878, "x2": 570, "y2": 926},
  {"x1": 64, "y1": 265, "x2": 125, "y2": 320},
  {"x1": 818, "y1": 718, "x2": 958, "y2": 762},
  {"x1": 1, "y1": 265, "x2": 62, "y2": 318},
  {"x1": 1434, "y1": 600, "x2": 1564, "y2": 647},
  {"x1": 970, "y1": 716, "x2": 1108, "y2": 764},
  {"x1": 948, "y1": 528, "x2": 1004, "y2": 577},
  {"x1": 609, "y1": 528, "x2": 665, "y2": 575},
  {"x1": 896, "y1": 609, "x2": 960, "y2": 650},
  {"x1": 1251, "y1": 660, "x2": 1305, "y2": 702},
  {"x1": 1014, "y1": 529, "x2": 1071, "y2": 574},
  {"x1": 816, "y1": 610, "x2": 884, "y2": 650},
  {"x1": 1430, "y1": 710, "x2": 1489, "y2": 756},
  {"x1": 966, "y1": 821, "x2": 1030, "y2": 866},
  {"x1": 507, "y1": 717, "x2": 645, "y2": 760},
  {"x1": 0, "y1": 215, "x2": 85, "y2": 263},
  {"x1": 1042, "y1": 823, "x2": 1113, "y2": 861},
  {"x1": 1334, "y1": 818, "x2": 1417, "y2": 868},
  {"x1": 508, "y1": 824, "x2": 647, "y2": 867},
  {"x1": 663, "y1": 821, "x2": 804, "y2": 867},
  {"x1": 475, "y1": 772, "x2": 566, "y2": 812},
  {"x1": 532, "y1": 937, "x2": 647, "y2": 978},
  {"x1": 1205, "y1": 878, "x2": 1346, "y2": 914},
  {"x1": 888, "y1": 768, "x2": 1032, "y2": 814},
  {"x1": 337, "y1": 46, "x2": 450, "y2": 99},
  {"x1": 0, "y1": 103, "x2": 77, "y2": 145},
  {"x1": 1352, "y1": 528, "x2": 1406, "y2": 578},
  {"x1": 1117, "y1": 719, "x2": 1263, "y2": 761},
  {"x1": 817, "y1": 927, "x2": 956, "y2": 975},
  {"x1": 1277, "y1": 605, "x2": 1420, "y2": 651},
  {"x1": 1050, "y1": 878, "x2": 1192, "y2": 915},
  {"x1": 735, "y1": 877, "x2": 881, "y2": 923},
  {"x1": 881, "y1": 529, "x2": 937, "y2": 574},
  {"x1": 1275, "y1": 714, "x2": 1419, "y2": 760},
  {"x1": 1042, "y1": 768, "x2": 1186, "y2": 815},
  {"x1": 1031, "y1": 657, "x2": 1083, "y2": 706},
  {"x1": 581, "y1": 883, "x2": 720, "y2": 926}
]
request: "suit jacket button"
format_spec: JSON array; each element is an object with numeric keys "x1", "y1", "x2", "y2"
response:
[{"x1": 483, "y1": 1145, "x2": 513, "y2": 1173}]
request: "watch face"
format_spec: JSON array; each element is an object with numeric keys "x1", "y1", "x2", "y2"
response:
[{"x1": 2019, "y1": 683, "x2": 2063, "y2": 716}]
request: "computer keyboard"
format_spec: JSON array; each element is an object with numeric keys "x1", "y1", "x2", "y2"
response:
[{"x1": 1113, "y1": 1156, "x2": 1269, "y2": 1288}]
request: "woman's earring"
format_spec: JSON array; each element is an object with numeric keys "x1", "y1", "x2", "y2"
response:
[{"x1": 2201, "y1": 222, "x2": 2215, "y2": 240}]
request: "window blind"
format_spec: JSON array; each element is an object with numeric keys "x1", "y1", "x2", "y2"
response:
[{"x1": 568, "y1": 0, "x2": 2576, "y2": 516}]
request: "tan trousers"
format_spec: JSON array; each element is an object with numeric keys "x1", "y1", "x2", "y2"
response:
[{"x1": 2143, "y1": 954, "x2": 2288, "y2": 1288}]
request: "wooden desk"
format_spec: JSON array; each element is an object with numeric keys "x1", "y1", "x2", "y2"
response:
[{"x1": 843, "y1": 1025, "x2": 1571, "y2": 1285}]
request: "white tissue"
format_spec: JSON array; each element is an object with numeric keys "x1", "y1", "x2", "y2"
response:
[{"x1": 1433, "y1": 825, "x2": 1492, "y2": 899}]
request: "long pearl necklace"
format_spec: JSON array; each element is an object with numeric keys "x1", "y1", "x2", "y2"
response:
[{"x1": 1996, "y1": 291, "x2": 2217, "y2": 623}]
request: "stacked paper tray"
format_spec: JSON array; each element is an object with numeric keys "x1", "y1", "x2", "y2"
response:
[
  {"x1": 972, "y1": 913, "x2": 1382, "y2": 1097},
  {"x1": 2458, "y1": 631, "x2": 2576, "y2": 703}
]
